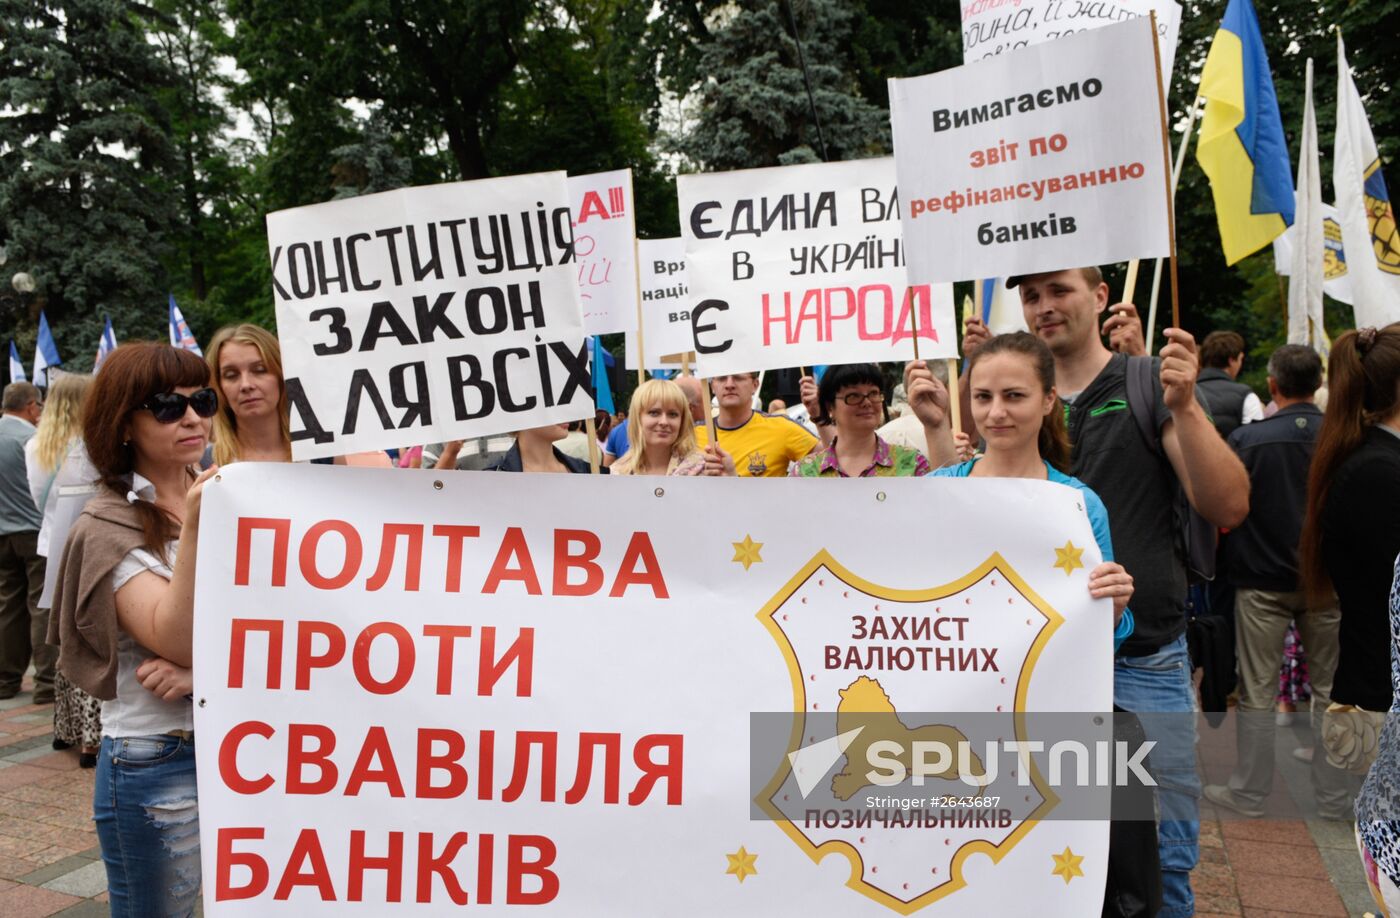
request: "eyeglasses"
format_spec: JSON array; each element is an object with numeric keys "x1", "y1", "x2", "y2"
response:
[
  {"x1": 140, "y1": 388, "x2": 219, "y2": 423},
  {"x1": 840, "y1": 391, "x2": 885, "y2": 406}
]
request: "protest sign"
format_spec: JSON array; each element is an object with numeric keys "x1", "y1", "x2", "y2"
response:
[
  {"x1": 625, "y1": 237, "x2": 694, "y2": 370},
  {"x1": 890, "y1": 18, "x2": 1171, "y2": 285},
  {"x1": 677, "y1": 158, "x2": 957, "y2": 378},
  {"x1": 196, "y1": 464, "x2": 1114, "y2": 915},
  {"x1": 266, "y1": 173, "x2": 590, "y2": 461},
  {"x1": 568, "y1": 170, "x2": 640, "y2": 336},
  {"x1": 961, "y1": 0, "x2": 1181, "y2": 95}
]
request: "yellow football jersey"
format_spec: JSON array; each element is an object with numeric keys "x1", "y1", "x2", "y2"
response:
[{"x1": 693, "y1": 412, "x2": 819, "y2": 477}]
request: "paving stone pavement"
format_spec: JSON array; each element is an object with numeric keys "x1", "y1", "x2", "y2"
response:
[{"x1": 0, "y1": 672, "x2": 1388, "y2": 916}]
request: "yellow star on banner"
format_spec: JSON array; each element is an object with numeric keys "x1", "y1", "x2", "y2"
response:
[
  {"x1": 1051, "y1": 846, "x2": 1084, "y2": 884},
  {"x1": 1052, "y1": 541, "x2": 1084, "y2": 576},
  {"x1": 726, "y1": 846, "x2": 758, "y2": 883},
  {"x1": 732, "y1": 535, "x2": 764, "y2": 571}
]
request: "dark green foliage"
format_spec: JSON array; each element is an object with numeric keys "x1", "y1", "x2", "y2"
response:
[{"x1": 0, "y1": 0, "x2": 1392, "y2": 372}]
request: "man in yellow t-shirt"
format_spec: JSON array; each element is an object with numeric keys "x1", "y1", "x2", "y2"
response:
[{"x1": 692, "y1": 372, "x2": 818, "y2": 477}]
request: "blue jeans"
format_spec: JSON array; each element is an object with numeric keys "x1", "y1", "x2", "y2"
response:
[
  {"x1": 94, "y1": 734, "x2": 201, "y2": 917},
  {"x1": 1115, "y1": 634, "x2": 1199, "y2": 918}
]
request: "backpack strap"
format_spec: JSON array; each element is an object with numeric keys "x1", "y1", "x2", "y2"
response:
[{"x1": 1123, "y1": 356, "x2": 1162, "y2": 456}]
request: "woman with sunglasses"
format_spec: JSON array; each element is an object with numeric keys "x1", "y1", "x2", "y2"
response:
[
  {"x1": 50, "y1": 343, "x2": 219, "y2": 916},
  {"x1": 790, "y1": 363, "x2": 954, "y2": 477}
]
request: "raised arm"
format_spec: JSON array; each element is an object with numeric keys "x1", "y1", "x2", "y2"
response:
[
  {"x1": 111, "y1": 467, "x2": 217, "y2": 667},
  {"x1": 1158, "y1": 328, "x2": 1250, "y2": 528},
  {"x1": 903, "y1": 361, "x2": 956, "y2": 468}
]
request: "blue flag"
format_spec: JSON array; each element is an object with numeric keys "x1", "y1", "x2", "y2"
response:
[
  {"x1": 8, "y1": 341, "x2": 25, "y2": 384},
  {"x1": 33, "y1": 311, "x2": 61, "y2": 388},
  {"x1": 169, "y1": 295, "x2": 202, "y2": 356},
  {"x1": 95, "y1": 314, "x2": 118, "y2": 372},
  {"x1": 590, "y1": 337, "x2": 615, "y2": 414}
]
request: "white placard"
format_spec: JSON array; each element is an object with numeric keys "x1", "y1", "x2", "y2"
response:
[
  {"x1": 678, "y1": 158, "x2": 957, "y2": 377},
  {"x1": 195, "y1": 465, "x2": 1113, "y2": 915},
  {"x1": 569, "y1": 169, "x2": 640, "y2": 336},
  {"x1": 267, "y1": 173, "x2": 590, "y2": 461},
  {"x1": 891, "y1": 19, "x2": 1171, "y2": 285},
  {"x1": 626, "y1": 237, "x2": 694, "y2": 370},
  {"x1": 961, "y1": 0, "x2": 1181, "y2": 96}
]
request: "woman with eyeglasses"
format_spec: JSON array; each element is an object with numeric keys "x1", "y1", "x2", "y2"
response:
[
  {"x1": 790, "y1": 363, "x2": 953, "y2": 477},
  {"x1": 50, "y1": 343, "x2": 219, "y2": 916}
]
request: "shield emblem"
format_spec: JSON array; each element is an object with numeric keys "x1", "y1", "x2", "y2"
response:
[{"x1": 755, "y1": 550, "x2": 1064, "y2": 914}]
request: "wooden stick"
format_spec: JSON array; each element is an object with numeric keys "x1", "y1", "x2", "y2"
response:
[
  {"x1": 1122, "y1": 260, "x2": 1141, "y2": 304},
  {"x1": 946, "y1": 359, "x2": 962, "y2": 436},
  {"x1": 632, "y1": 237, "x2": 646, "y2": 386},
  {"x1": 681, "y1": 352, "x2": 692, "y2": 376},
  {"x1": 1149, "y1": 13, "x2": 1180, "y2": 331},
  {"x1": 585, "y1": 415, "x2": 600, "y2": 474},
  {"x1": 699, "y1": 376, "x2": 718, "y2": 449}
]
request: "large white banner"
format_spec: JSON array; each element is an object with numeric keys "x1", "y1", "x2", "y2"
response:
[
  {"x1": 568, "y1": 169, "x2": 640, "y2": 337},
  {"x1": 961, "y1": 0, "x2": 1181, "y2": 96},
  {"x1": 678, "y1": 158, "x2": 957, "y2": 377},
  {"x1": 626, "y1": 237, "x2": 695, "y2": 370},
  {"x1": 891, "y1": 19, "x2": 1171, "y2": 285},
  {"x1": 195, "y1": 464, "x2": 1114, "y2": 915},
  {"x1": 267, "y1": 174, "x2": 590, "y2": 461}
]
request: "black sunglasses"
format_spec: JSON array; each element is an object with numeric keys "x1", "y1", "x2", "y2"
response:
[{"x1": 140, "y1": 388, "x2": 219, "y2": 423}]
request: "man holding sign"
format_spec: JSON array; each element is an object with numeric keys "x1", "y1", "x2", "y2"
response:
[
  {"x1": 693, "y1": 372, "x2": 816, "y2": 477},
  {"x1": 916, "y1": 267, "x2": 1248, "y2": 917}
]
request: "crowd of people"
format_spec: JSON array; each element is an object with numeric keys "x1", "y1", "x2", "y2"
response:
[{"x1": 0, "y1": 263, "x2": 1397, "y2": 916}]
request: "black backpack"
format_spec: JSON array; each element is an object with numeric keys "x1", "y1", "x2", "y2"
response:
[{"x1": 1123, "y1": 357, "x2": 1218, "y2": 584}]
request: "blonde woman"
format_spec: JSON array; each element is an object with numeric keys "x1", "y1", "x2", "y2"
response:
[
  {"x1": 612, "y1": 379, "x2": 734, "y2": 476},
  {"x1": 207, "y1": 324, "x2": 290, "y2": 464},
  {"x1": 23, "y1": 373, "x2": 101, "y2": 766}
]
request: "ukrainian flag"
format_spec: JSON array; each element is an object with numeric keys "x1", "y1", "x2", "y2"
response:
[{"x1": 1196, "y1": 0, "x2": 1294, "y2": 265}]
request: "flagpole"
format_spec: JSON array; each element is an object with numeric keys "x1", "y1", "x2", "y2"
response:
[
  {"x1": 1150, "y1": 13, "x2": 1181, "y2": 331},
  {"x1": 1146, "y1": 95, "x2": 1201, "y2": 350}
]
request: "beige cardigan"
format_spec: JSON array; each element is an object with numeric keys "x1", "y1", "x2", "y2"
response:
[{"x1": 46, "y1": 489, "x2": 152, "y2": 700}]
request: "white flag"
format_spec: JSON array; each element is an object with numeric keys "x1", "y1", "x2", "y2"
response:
[
  {"x1": 1286, "y1": 59, "x2": 1325, "y2": 351},
  {"x1": 1333, "y1": 34, "x2": 1400, "y2": 328}
]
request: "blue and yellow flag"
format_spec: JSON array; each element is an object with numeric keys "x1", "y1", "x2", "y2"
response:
[{"x1": 1196, "y1": 0, "x2": 1294, "y2": 265}]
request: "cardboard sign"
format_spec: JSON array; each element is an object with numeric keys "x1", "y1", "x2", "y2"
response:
[
  {"x1": 626, "y1": 237, "x2": 694, "y2": 370},
  {"x1": 266, "y1": 173, "x2": 590, "y2": 461},
  {"x1": 891, "y1": 19, "x2": 1171, "y2": 285},
  {"x1": 961, "y1": 0, "x2": 1181, "y2": 95},
  {"x1": 678, "y1": 158, "x2": 957, "y2": 377},
  {"x1": 569, "y1": 170, "x2": 640, "y2": 336},
  {"x1": 195, "y1": 465, "x2": 1115, "y2": 915}
]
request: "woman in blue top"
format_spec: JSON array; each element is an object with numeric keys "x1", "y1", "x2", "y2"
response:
[{"x1": 913, "y1": 331, "x2": 1134, "y2": 649}]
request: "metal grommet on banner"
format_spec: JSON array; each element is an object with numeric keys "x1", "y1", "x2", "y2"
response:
[
  {"x1": 433, "y1": 480, "x2": 444, "y2": 491},
  {"x1": 654, "y1": 488, "x2": 665, "y2": 498},
  {"x1": 214, "y1": 475, "x2": 221, "y2": 483},
  {"x1": 1093, "y1": 715, "x2": 1104, "y2": 726},
  {"x1": 876, "y1": 492, "x2": 887, "y2": 502},
  {"x1": 198, "y1": 698, "x2": 207, "y2": 708}
]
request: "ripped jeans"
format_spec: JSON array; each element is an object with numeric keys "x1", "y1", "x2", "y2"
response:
[{"x1": 95, "y1": 734, "x2": 200, "y2": 917}]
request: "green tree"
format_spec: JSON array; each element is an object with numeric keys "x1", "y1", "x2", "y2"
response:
[
  {"x1": 666, "y1": 0, "x2": 891, "y2": 169},
  {"x1": 0, "y1": 0, "x2": 180, "y2": 362}
]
